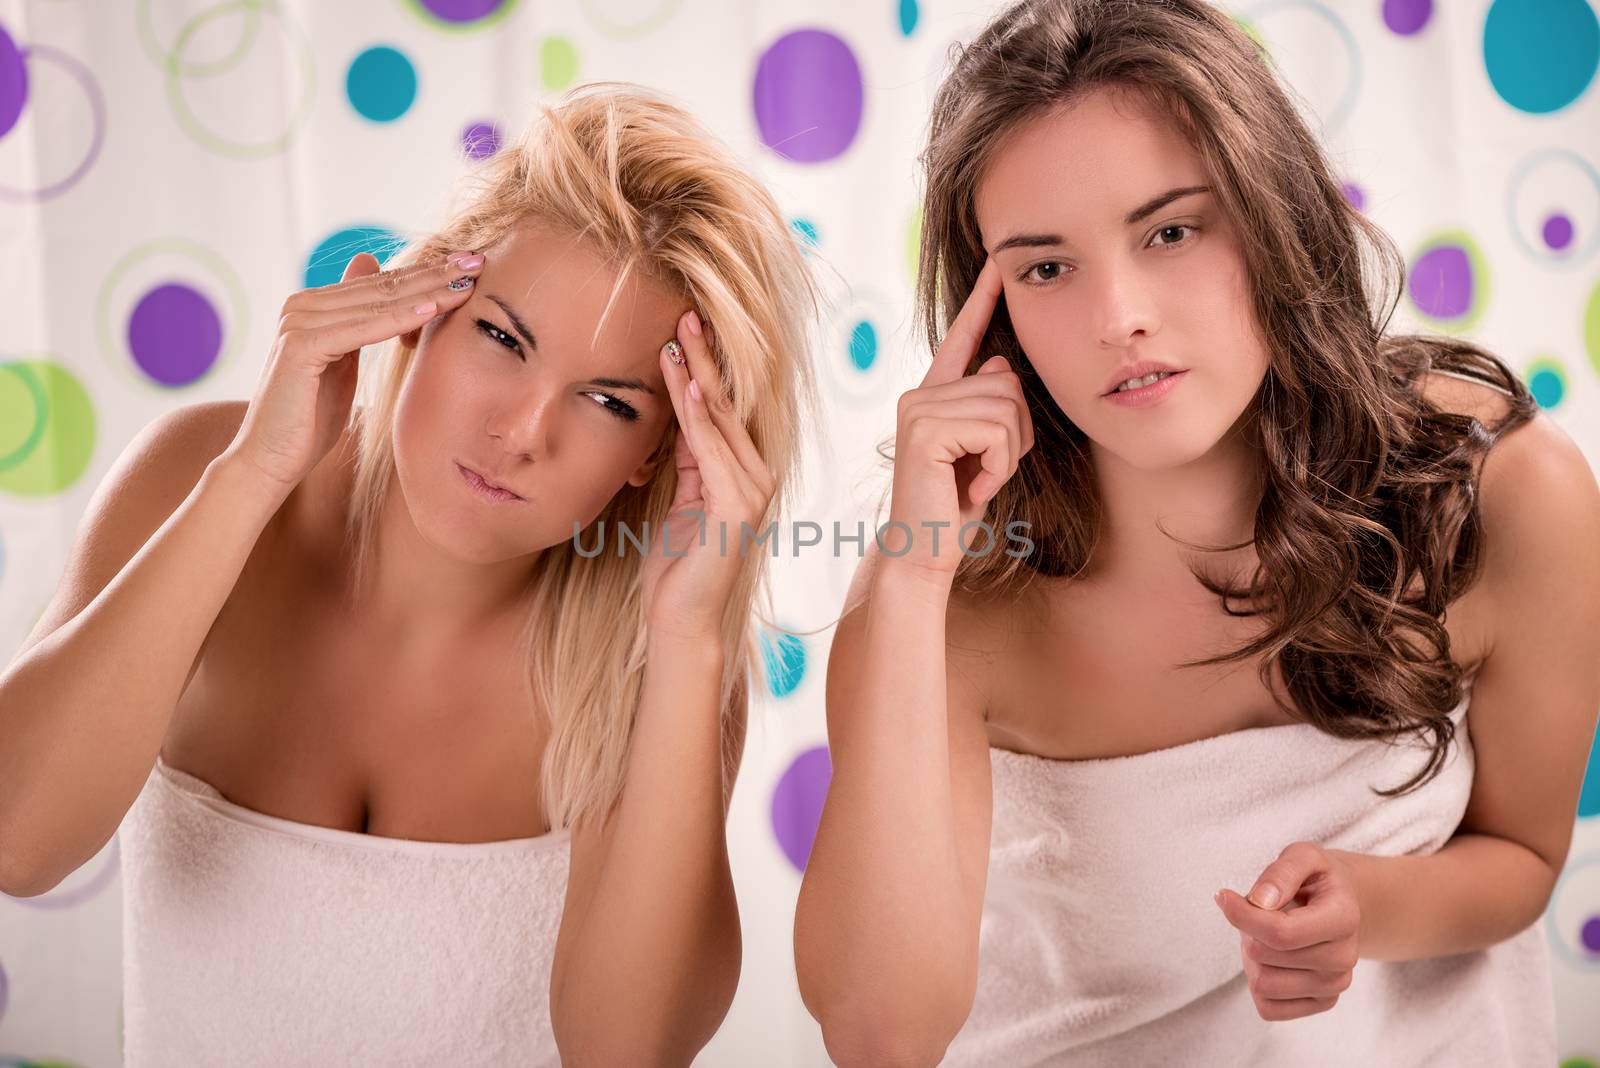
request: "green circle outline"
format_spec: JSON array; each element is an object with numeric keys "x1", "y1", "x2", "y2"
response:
[{"x1": 163, "y1": 0, "x2": 318, "y2": 159}]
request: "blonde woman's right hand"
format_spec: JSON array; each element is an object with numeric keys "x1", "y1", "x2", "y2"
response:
[
  {"x1": 226, "y1": 249, "x2": 487, "y2": 491},
  {"x1": 886, "y1": 256, "x2": 1035, "y2": 578}
]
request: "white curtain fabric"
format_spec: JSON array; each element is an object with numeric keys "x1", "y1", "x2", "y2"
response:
[{"x1": 1, "y1": 0, "x2": 1597, "y2": 1063}]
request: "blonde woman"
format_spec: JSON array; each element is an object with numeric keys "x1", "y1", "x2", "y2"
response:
[
  {"x1": 0, "y1": 83, "x2": 818, "y2": 1065},
  {"x1": 795, "y1": 1, "x2": 1599, "y2": 1065}
]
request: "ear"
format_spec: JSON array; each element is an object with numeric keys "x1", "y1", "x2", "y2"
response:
[{"x1": 624, "y1": 455, "x2": 662, "y2": 488}]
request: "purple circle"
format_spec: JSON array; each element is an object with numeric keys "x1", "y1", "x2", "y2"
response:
[
  {"x1": 0, "y1": 23, "x2": 27, "y2": 140},
  {"x1": 1341, "y1": 181, "x2": 1365, "y2": 211},
  {"x1": 1542, "y1": 212, "x2": 1575, "y2": 250},
  {"x1": 1582, "y1": 915, "x2": 1600, "y2": 954},
  {"x1": 128, "y1": 282, "x2": 224, "y2": 386},
  {"x1": 420, "y1": 0, "x2": 506, "y2": 20},
  {"x1": 753, "y1": 29, "x2": 864, "y2": 164},
  {"x1": 1382, "y1": 0, "x2": 1432, "y2": 35},
  {"x1": 1408, "y1": 245, "x2": 1473, "y2": 319},
  {"x1": 771, "y1": 745, "x2": 831, "y2": 872},
  {"x1": 461, "y1": 119, "x2": 500, "y2": 160}
]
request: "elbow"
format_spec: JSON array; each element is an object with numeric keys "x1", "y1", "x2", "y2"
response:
[
  {"x1": 0, "y1": 841, "x2": 62, "y2": 899},
  {"x1": 551, "y1": 941, "x2": 741, "y2": 1068},
  {"x1": 812, "y1": 1008, "x2": 962, "y2": 1068},
  {"x1": 0, "y1": 824, "x2": 60, "y2": 895},
  {"x1": 796, "y1": 914, "x2": 974, "y2": 1068},
  {"x1": 799, "y1": 962, "x2": 971, "y2": 1068}
]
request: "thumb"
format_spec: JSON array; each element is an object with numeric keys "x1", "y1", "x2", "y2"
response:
[
  {"x1": 1248, "y1": 843, "x2": 1323, "y2": 909},
  {"x1": 977, "y1": 354, "x2": 1009, "y2": 375},
  {"x1": 342, "y1": 251, "x2": 382, "y2": 284}
]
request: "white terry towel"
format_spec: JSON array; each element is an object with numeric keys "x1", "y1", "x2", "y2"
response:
[
  {"x1": 943, "y1": 677, "x2": 1558, "y2": 1067},
  {"x1": 118, "y1": 754, "x2": 572, "y2": 1067}
]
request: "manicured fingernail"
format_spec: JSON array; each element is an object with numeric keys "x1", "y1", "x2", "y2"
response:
[
  {"x1": 689, "y1": 379, "x2": 702, "y2": 401},
  {"x1": 447, "y1": 276, "x2": 473, "y2": 291},
  {"x1": 685, "y1": 309, "x2": 702, "y2": 336},
  {"x1": 1251, "y1": 886, "x2": 1280, "y2": 909},
  {"x1": 664, "y1": 339, "x2": 686, "y2": 365}
]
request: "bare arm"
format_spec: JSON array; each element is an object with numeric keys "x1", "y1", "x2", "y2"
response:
[
  {"x1": 548, "y1": 635, "x2": 746, "y2": 1066},
  {"x1": 0, "y1": 405, "x2": 286, "y2": 896},
  {"x1": 1330, "y1": 412, "x2": 1600, "y2": 960},
  {"x1": 794, "y1": 548, "x2": 997, "y2": 1068}
]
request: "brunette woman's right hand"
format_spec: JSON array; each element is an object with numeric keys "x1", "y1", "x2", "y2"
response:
[
  {"x1": 226, "y1": 249, "x2": 487, "y2": 490},
  {"x1": 886, "y1": 256, "x2": 1035, "y2": 577}
]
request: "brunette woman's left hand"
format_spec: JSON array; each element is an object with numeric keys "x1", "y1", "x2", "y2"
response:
[
  {"x1": 1214, "y1": 841, "x2": 1361, "y2": 1021},
  {"x1": 640, "y1": 308, "x2": 777, "y2": 640}
]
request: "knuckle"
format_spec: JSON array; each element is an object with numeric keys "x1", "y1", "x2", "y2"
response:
[{"x1": 373, "y1": 270, "x2": 403, "y2": 295}]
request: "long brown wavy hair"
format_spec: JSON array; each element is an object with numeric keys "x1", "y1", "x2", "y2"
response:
[{"x1": 912, "y1": 0, "x2": 1537, "y2": 796}]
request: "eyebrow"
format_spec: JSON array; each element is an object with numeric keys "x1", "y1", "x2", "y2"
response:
[
  {"x1": 484, "y1": 293, "x2": 659, "y2": 397},
  {"x1": 990, "y1": 184, "x2": 1212, "y2": 254}
]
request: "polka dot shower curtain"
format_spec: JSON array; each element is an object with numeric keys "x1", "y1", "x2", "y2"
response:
[{"x1": 2, "y1": 0, "x2": 1598, "y2": 1064}]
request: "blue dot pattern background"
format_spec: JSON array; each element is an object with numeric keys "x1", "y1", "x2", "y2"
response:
[{"x1": 1, "y1": 1, "x2": 1599, "y2": 1063}]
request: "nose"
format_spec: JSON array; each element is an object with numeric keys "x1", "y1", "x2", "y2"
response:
[
  {"x1": 487, "y1": 388, "x2": 560, "y2": 461},
  {"x1": 1091, "y1": 255, "x2": 1161, "y2": 349}
]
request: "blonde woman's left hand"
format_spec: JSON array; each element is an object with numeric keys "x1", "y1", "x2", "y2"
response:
[
  {"x1": 641, "y1": 309, "x2": 777, "y2": 641},
  {"x1": 1213, "y1": 841, "x2": 1361, "y2": 1021}
]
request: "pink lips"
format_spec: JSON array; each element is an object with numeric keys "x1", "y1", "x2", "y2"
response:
[
  {"x1": 457, "y1": 462, "x2": 522, "y2": 502},
  {"x1": 1103, "y1": 369, "x2": 1188, "y2": 408}
]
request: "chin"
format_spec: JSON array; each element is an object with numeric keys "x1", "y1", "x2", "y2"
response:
[{"x1": 1086, "y1": 416, "x2": 1233, "y2": 473}]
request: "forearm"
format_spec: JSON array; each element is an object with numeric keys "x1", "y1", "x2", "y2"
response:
[
  {"x1": 796, "y1": 562, "x2": 975, "y2": 1045},
  {"x1": 0, "y1": 451, "x2": 286, "y2": 893},
  {"x1": 551, "y1": 633, "x2": 738, "y2": 1064},
  {"x1": 1329, "y1": 832, "x2": 1557, "y2": 961}
]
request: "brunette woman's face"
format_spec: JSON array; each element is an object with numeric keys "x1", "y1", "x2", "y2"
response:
[
  {"x1": 392, "y1": 219, "x2": 681, "y2": 562},
  {"x1": 974, "y1": 86, "x2": 1271, "y2": 471}
]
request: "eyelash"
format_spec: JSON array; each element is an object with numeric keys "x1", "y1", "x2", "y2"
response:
[
  {"x1": 474, "y1": 318, "x2": 642, "y2": 423},
  {"x1": 1017, "y1": 223, "x2": 1200, "y2": 286}
]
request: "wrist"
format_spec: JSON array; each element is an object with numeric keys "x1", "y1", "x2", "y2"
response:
[
  {"x1": 871, "y1": 554, "x2": 956, "y2": 605},
  {"x1": 204, "y1": 449, "x2": 295, "y2": 517}
]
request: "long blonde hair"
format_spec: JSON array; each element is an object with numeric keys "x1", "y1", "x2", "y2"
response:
[{"x1": 342, "y1": 82, "x2": 820, "y2": 829}]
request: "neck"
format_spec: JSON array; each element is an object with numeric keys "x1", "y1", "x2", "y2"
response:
[
  {"x1": 356, "y1": 465, "x2": 540, "y2": 638},
  {"x1": 1086, "y1": 418, "x2": 1264, "y2": 591}
]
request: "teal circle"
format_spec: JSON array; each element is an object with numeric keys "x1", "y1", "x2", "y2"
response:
[
  {"x1": 1483, "y1": 0, "x2": 1599, "y2": 113},
  {"x1": 346, "y1": 45, "x2": 416, "y2": 122},
  {"x1": 1581, "y1": 716, "x2": 1600, "y2": 817},
  {"x1": 760, "y1": 629, "x2": 806, "y2": 698},
  {"x1": 848, "y1": 320, "x2": 878, "y2": 372},
  {"x1": 1526, "y1": 362, "x2": 1565, "y2": 407},
  {"x1": 304, "y1": 225, "x2": 411, "y2": 288},
  {"x1": 790, "y1": 217, "x2": 819, "y2": 249}
]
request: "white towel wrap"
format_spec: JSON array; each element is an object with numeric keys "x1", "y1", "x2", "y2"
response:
[
  {"x1": 944, "y1": 678, "x2": 1558, "y2": 1066},
  {"x1": 118, "y1": 754, "x2": 571, "y2": 1066}
]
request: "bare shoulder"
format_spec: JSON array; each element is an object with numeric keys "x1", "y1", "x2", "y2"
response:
[
  {"x1": 1476, "y1": 407, "x2": 1600, "y2": 583},
  {"x1": 9, "y1": 400, "x2": 249, "y2": 665}
]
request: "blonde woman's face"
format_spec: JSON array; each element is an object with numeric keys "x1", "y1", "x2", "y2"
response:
[
  {"x1": 393, "y1": 219, "x2": 681, "y2": 562},
  {"x1": 974, "y1": 86, "x2": 1271, "y2": 471}
]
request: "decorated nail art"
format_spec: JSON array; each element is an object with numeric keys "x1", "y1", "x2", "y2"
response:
[
  {"x1": 447, "y1": 276, "x2": 474, "y2": 291},
  {"x1": 664, "y1": 339, "x2": 686, "y2": 365}
]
